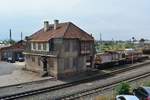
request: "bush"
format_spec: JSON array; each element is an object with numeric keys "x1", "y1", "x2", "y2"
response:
[{"x1": 115, "y1": 82, "x2": 131, "y2": 95}]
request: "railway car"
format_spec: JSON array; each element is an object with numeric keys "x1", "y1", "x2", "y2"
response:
[
  {"x1": 94, "y1": 51, "x2": 123, "y2": 69},
  {"x1": 94, "y1": 49, "x2": 144, "y2": 69},
  {"x1": 124, "y1": 49, "x2": 143, "y2": 63},
  {"x1": 94, "y1": 53, "x2": 112, "y2": 69},
  {"x1": 115, "y1": 50, "x2": 126, "y2": 65}
]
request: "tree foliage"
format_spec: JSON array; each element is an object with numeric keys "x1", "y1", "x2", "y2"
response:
[
  {"x1": 139, "y1": 38, "x2": 145, "y2": 42},
  {"x1": 2, "y1": 40, "x2": 16, "y2": 45},
  {"x1": 115, "y1": 82, "x2": 131, "y2": 95},
  {"x1": 95, "y1": 41, "x2": 135, "y2": 53}
]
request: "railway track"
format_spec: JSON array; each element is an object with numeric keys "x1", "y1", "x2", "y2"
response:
[
  {"x1": 0, "y1": 61, "x2": 150, "y2": 100},
  {"x1": 57, "y1": 72, "x2": 150, "y2": 100}
]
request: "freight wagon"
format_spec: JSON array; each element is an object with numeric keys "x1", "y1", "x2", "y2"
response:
[{"x1": 94, "y1": 49, "x2": 144, "y2": 69}]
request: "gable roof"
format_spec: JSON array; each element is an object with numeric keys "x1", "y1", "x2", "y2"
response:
[{"x1": 29, "y1": 22, "x2": 94, "y2": 42}]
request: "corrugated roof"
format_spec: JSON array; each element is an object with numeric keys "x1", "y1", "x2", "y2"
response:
[{"x1": 29, "y1": 22, "x2": 94, "y2": 42}]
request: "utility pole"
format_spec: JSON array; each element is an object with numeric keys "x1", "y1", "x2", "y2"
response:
[
  {"x1": 21, "y1": 32, "x2": 23, "y2": 40},
  {"x1": 9, "y1": 29, "x2": 12, "y2": 44},
  {"x1": 99, "y1": 33, "x2": 102, "y2": 52},
  {"x1": 100, "y1": 33, "x2": 102, "y2": 44}
]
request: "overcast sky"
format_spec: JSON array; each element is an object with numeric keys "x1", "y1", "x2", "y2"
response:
[{"x1": 0, "y1": 0, "x2": 150, "y2": 40}]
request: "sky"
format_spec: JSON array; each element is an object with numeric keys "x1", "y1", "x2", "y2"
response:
[{"x1": 0, "y1": 0, "x2": 150, "y2": 41}]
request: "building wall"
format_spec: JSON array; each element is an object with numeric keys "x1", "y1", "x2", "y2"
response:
[
  {"x1": 25, "y1": 41, "x2": 59, "y2": 77},
  {"x1": 57, "y1": 39, "x2": 93, "y2": 78},
  {"x1": 25, "y1": 54, "x2": 58, "y2": 77},
  {"x1": 47, "y1": 57, "x2": 58, "y2": 77},
  {"x1": 25, "y1": 55, "x2": 43, "y2": 74},
  {"x1": 25, "y1": 38, "x2": 94, "y2": 79}
]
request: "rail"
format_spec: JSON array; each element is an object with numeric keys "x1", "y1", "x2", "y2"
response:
[{"x1": 57, "y1": 72, "x2": 150, "y2": 100}]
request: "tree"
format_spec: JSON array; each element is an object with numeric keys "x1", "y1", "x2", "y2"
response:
[
  {"x1": 9, "y1": 40, "x2": 16, "y2": 45},
  {"x1": 115, "y1": 82, "x2": 131, "y2": 95},
  {"x1": 2, "y1": 40, "x2": 16, "y2": 45},
  {"x1": 139, "y1": 38, "x2": 145, "y2": 42}
]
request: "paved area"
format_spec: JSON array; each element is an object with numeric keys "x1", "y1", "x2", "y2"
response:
[
  {"x1": 0, "y1": 62, "x2": 18, "y2": 75},
  {"x1": 0, "y1": 61, "x2": 53, "y2": 87}
]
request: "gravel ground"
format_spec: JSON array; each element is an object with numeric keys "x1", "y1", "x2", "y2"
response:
[
  {"x1": 85, "y1": 75, "x2": 150, "y2": 100},
  {"x1": 0, "y1": 79, "x2": 65, "y2": 97},
  {"x1": 18, "y1": 62, "x2": 150, "y2": 100}
]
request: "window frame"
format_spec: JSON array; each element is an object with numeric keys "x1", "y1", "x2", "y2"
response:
[
  {"x1": 38, "y1": 43, "x2": 42, "y2": 50},
  {"x1": 33, "y1": 42, "x2": 36, "y2": 50}
]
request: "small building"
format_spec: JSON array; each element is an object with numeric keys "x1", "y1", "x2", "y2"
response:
[
  {"x1": 0, "y1": 40, "x2": 26, "y2": 61},
  {"x1": 24, "y1": 20, "x2": 95, "y2": 79}
]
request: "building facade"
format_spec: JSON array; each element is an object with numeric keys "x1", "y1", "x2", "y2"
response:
[
  {"x1": 0, "y1": 40, "x2": 25, "y2": 62},
  {"x1": 24, "y1": 20, "x2": 94, "y2": 79}
]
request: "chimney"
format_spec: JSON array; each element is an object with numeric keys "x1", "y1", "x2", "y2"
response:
[
  {"x1": 54, "y1": 20, "x2": 59, "y2": 30},
  {"x1": 44, "y1": 21, "x2": 49, "y2": 32}
]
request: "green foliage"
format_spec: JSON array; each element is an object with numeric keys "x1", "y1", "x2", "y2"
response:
[
  {"x1": 2, "y1": 40, "x2": 16, "y2": 45},
  {"x1": 115, "y1": 82, "x2": 131, "y2": 95},
  {"x1": 139, "y1": 38, "x2": 145, "y2": 42},
  {"x1": 95, "y1": 41, "x2": 135, "y2": 53},
  {"x1": 9, "y1": 40, "x2": 16, "y2": 45}
]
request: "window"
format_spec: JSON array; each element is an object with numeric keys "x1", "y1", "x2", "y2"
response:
[
  {"x1": 43, "y1": 43, "x2": 47, "y2": 51},
  {"x1": 49, "y1": 40, "x2": 54, "y2": 51},
  {"x1": 38, "y1": 43, "x2": 42, "y2": 50},
  {"x1": 118, "y1": 97, "x2": 126, "y2": 100},
  {"x1": 80, "y1": 42, "x2": 90, "y2": 54},
  {"x1": 33, "y1": 43, "x2": 36, "y2": 50}
]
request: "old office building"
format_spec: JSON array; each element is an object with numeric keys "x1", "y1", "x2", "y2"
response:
[{"x1": 24, "y1": 20, "x2": 94, "y2": 79}]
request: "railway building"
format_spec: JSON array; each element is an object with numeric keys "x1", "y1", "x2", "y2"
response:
[{"x1": 24, "y1": 20, "x2": 95, "y2": 79}]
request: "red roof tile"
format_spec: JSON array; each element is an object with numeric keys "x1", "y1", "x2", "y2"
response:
[{"x1": 29, "y1": 22, "x2": 94, "y2": 42}]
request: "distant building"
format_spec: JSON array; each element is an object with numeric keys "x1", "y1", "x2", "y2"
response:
[
  {"x1": 24, "y1": 20, "x2": 95, "y2": 79},
  {"x1": 0, "y1": 40, "x2": 26, "y2": 61},
  {"x1": 134, "y1": 40, "x2": 150, "y2": 49}
]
